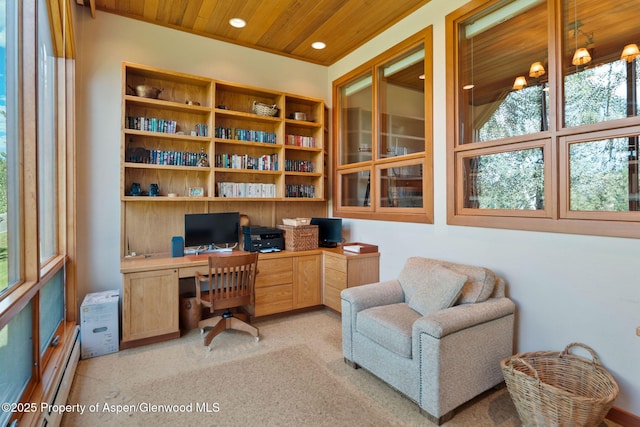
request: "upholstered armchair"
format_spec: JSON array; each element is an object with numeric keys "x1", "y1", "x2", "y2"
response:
[{"x1": 341, "y1": 257, "x2": 515, "y2": 425}]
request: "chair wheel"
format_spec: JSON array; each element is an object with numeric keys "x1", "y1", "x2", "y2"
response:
[
  {"x1": 255, "y1": 336, "x2": 260, "y2": 342},
  {"x1": 200, "y1": 328, "x2": 205, "y2": 335},
  {"x1": 206, "y1": 345, "x2": 212, "y2": 352}
]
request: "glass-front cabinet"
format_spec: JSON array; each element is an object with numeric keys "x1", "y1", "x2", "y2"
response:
[{"x1": 333, "y1": 29, "x2": 433, "y2": 223}]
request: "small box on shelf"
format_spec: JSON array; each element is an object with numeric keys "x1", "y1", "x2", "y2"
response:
[
  {"x1": 342, "y1": 242, "x2": 378, "y2": 254},
  {"x1": 282, "y1": 218, "x2": 311, "y2": 226}
]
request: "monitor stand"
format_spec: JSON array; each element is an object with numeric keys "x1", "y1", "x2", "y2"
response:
[{"x1": 184, "y1": 243, "x2": 237, "y2": 255}]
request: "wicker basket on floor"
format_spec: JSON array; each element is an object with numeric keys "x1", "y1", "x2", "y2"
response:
[{"x1": 501, "y1": 342, "x2": 619, "y2": 427}]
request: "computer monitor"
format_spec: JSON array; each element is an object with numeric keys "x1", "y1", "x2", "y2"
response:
[
  {"x1": 310, "y1": 217, "x2": 343, "y2": 248},
  {"x1": 184, "y1": 212, "x2": 240, "y2": 251}
]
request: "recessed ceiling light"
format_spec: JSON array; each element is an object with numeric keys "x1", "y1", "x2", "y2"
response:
[
  {"x1": 229, "y1": 18, "x2": 246, "y2": 28},
  {"x1": 311, "y1": 42, "x2": 326, "y2": 50}
]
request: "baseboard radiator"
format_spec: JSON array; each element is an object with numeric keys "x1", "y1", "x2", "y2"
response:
[{"x1": 40, "y1": 325, "x2": 81, "y2": 427}]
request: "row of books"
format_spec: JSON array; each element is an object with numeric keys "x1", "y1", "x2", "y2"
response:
[
  {"x1": 285, "y1": 184, "x2": 316, "y2": 198},
  {"x1": 217, "y1": 182, "x2": 277, "y2": 198},
  {"x1": 214, "y1": 126, "x2": 277, "y2": 144},
  {"x1": 285, "y1": 134, "x2": 316, "y2": 148},
  {"x1": 215, "y1": 153, "x2": 279, "y2": 171},
  {"x1": 129, "y1": 149, "x2": 205, "y2": 167},
  {"x1": 126, "y1": 116, "x2": 178, "y2": 134},
  {"x1": 194, "y1": 124, "x2": 208, "y2": 137},
  {"x1": 285, "y1": 159, "x2": 315, "y2": 173}
]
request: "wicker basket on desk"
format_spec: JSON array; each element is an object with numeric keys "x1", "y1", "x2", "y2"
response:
[
  {"x1": 501, "y1": 342, "x2": 618, "y2": 427},
  {"x1": 276, "y1": 224, "x2": 318, "y2": 251}
]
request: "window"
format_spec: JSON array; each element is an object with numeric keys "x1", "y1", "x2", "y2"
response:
[
  {"x1": 447, "y1": 0, "x2": 640, "y2": 238},
  {"x1": 1, "y1": 0, "x2": 20, "y2": 295},
  {"x1": 0, "y1": 0, "x2": 76, "y2": 425},
  {"x1": 38, "y1": 0, "x2": 58, "y2": 264},
  {"x1": 333, "y1": 28, "x2": 433, "y2": 223}
]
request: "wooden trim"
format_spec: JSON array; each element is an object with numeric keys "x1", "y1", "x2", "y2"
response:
[
  {"x1": 46, "y1": 0, "x2": 75, "y2": 58},
  {"x1": 119, "y1": 331, "x2": 182, "y2": 350},
  {"x1": 64, "y1": 59, "x2": 78, "y2": 323},
  {"x1": 23, "y1": 0, "x2": 39, "y2": 282},
  {"x1": 0, "y1": 281, "x2": 39, "y2": 331},
  {"x1": 18, "y1": 322, "x2": 79, "y2": 427},
  {"x1": 607, "y1": 406, "x2": 640, "y2": 427}
]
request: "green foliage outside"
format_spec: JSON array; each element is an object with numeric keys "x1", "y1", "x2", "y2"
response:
[{"x1": 473, "y1": 61, "x2": 638, "y2": 211}]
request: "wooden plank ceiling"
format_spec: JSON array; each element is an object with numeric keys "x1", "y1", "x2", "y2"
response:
[{"x1": 81, "y1": 0, "x2": 432, "y2": 66}]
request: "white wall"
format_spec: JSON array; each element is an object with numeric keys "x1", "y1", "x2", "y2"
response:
[
  {"x1": 329, "y1": 0, "x2": 639, "y2": 415},
  {"x1": 74, "y1": 1, "x2": 639, "y2": 415}
]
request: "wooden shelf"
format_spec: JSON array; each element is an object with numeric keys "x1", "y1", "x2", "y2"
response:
[{"x1": 121, "y1": 62, "x2": 327, "y2": 257}]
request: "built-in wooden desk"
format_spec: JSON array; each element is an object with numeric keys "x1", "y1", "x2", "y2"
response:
[{"x1": 120, "y1": 248, "x2": 379, "y2": 349}]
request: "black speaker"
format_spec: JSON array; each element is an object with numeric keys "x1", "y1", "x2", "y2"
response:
[{"x1": 171, "y1": 236, "x2": 184, "y2": 257}]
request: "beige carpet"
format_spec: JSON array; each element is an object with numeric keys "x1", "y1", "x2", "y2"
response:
[
  {"x1": 62, "y1": 309, "x2": 619, "y2": 426},
  {"x1": 126, "y1": 345, "x2": 399, "y2": 426}
]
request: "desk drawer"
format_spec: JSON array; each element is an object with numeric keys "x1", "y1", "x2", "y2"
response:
[
  {"x1": 325, "y1": 268, "x2": 346, "y2": 291},
  {"x1": 179, "y1": 265, "x2": 208, "y2": 279},
  {"x1": 324, "y1": 255, "x2": 347, "y2": 273},
  {"x1": 323, "y1": 283, "x2": 343, "y2": 313},
  {"x1": 256, "y1": 258, "x2": 293, "y2": 288},
  {"x1": 255, "y1": 284, "x2": 293, "y2": 316}
]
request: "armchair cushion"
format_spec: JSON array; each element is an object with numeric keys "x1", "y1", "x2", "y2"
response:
[
  {"x1": 357, "y1": 303, "x2": 420, "y2": 358},
  {"x1": 398, "y1": 257, "x2": 496, "y2": 305},
  {"x1": 407, "y1": 265, "x2": 467, "y2": 315}
]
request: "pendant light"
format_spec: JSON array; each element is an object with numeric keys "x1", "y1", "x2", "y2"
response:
[
  {"x1": 621, "y1": 43, "x2": 640, "y2": 62},
  {"x1": 513, "y1": 76, "x2": 527, "y2": 90}
]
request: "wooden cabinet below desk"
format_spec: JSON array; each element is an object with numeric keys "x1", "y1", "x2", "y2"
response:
[
  {"x1": 122, "y1": 268, "x2": 180, "y2": 346},
  {"x1": 323, "y1": 251, "x2": 380, "y2": 313},
  {"x1": 254, "y1": 253, "x2": 322, "y2": 316},
  {"x1": 293, "y1": 255, "x2": 321, "y2": 309},
  {"x1": 255, "y1": 257, "x2": 293, "y2": 316}
]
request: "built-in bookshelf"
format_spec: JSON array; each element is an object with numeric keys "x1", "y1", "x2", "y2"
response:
[
  {"x1": 122, "y1": 63, "x2": 324, "y2": 202},
  {"x1": 120, "y1": 62, "x2": 328, "y2": 257}
]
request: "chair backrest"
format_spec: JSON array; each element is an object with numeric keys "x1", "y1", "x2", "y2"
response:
[{"x1": 199, "y1": 252, "x2": 259, "y2": 312}]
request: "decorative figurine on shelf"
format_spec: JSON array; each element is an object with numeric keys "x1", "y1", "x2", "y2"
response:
[
  {"x1": 130, "y1": 182, "x2": 141, "y2": 196},
  {"x1": 197, "y1": 147, "x2": 209, "y2": 167},
  {"x1": 149, "y1": 183, "x2": 160, "y2": 197}
]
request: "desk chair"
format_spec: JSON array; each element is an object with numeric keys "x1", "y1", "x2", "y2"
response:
[{"x1": 195, "y1": 252, "x2": 260, "y2": 350}]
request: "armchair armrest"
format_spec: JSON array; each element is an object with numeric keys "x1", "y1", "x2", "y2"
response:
[
  {"x1": 414, "y1": 297, "x2": 516, "y2": 339},
  {"x1": 340, "y1": 280, "x2": 404, "y2": 313},
  {"x1": 341, "y1": 280, "x2": 404, "y2": 362}
]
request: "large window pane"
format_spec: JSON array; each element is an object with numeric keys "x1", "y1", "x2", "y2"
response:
[
  {"x1": 563, "y1": 0, "x2": 640, "y2": 128},
  {"x1": 0, "y1": 302, "x2": 33, "y2": 427},
  {"x1": 339, "y1": 74, "x2": 372, "y2": 165},
  {"x1": 38, "y1": 0, "x2": 58, "y2": 263},
  {"x1": 459, "y1": 0, "x2": 548, "y2": 144},
  {"x1": 463, "y1": 148, "x2": 545, "y2": 209},
  {"x1": 569, "y1": 136, "x2": 639, "y2": 211},
  {"x1": 378, "y1": 46, "x2": 425, "y2": 158},
  {"x1": 2, "y1": 0, "x2": 19, "y2": 293}
]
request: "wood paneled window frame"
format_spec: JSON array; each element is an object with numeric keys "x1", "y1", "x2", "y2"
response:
[
  {"x1": 446, "y1": 0, "x2": 640, "y2": 239},
  {"x1": 332, "y1": 28, "x2": 433, "y2": 223},
  {"x1": 0, "y1": 0, "x2": 77, "y2": 425}
]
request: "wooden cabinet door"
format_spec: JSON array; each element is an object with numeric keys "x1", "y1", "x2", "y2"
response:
[
  {"x1": 293, "y1": 254, "x2": 321, "y2": 309},
  {"x1": 122, "y1": 268, "x2": 179, "y2": 342}
]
